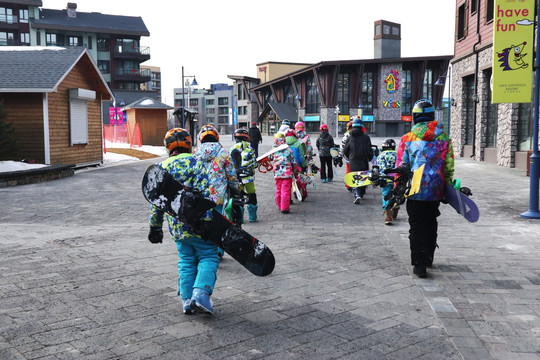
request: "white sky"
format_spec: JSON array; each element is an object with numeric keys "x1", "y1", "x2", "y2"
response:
[{"x1": 42, "y1": 0, "x2": 456, "y2": 105}]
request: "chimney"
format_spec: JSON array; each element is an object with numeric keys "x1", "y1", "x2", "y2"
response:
[
  {"x1": 374, "y1": 20, "x2": 401, "y2": 59},
  {"x1": 66, "y1": 3, "x2": 77, "y2": 18}
]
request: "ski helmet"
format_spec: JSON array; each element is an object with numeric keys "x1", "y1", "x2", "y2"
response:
[
  {"x1": 282, "y1": 119, "x2": 290, "y2": 126},
  {"x1": 346, "y1": 121, "x2": 353, "y2": 131},
  {"x1": 234, "y1": 128, "x2": 250, "y2": 142},
  {"x1": 352, "y1": 118, "x2": 364, "y2": 128},
  {"x1": 412, "y1": 99, "x2": 435, "y2": 124},
  {"x1": 164, "y1": 128, "x2": 192, "y2": 155},
  {"x1": 320, "y1": 124, "x2": 328, "y2": 131},
  {"x1": 381, "y1": 138, "x2": 396, "y2": 151},
  {"x1": 286, "y1": 129, "x2": 298, "y2": 138},
  {"x1": 198, "y1": 124, "x2": 219, "y2": 143},
  {"x1": 295, "y1": 121, "x2": 305, "y2": 131}
]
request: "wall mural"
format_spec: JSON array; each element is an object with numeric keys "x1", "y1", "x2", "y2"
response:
[{"x1": 383, "y1": 69, "x2": 400, "y2": 108}]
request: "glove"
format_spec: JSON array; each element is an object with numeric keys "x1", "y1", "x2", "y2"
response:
[
  {"x1": 459, "y1": 186, "x2": 472, "y2": 197},
  {"x1": 148, "y1": 226, "x2": 163, "y2": 244},
  {"x1": 452, "y1": 178, "x2": 461, "y2": 190}
]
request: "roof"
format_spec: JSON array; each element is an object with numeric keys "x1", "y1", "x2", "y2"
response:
[
  {"x1": 258, "y1": 102, "x2": 297, "y2": 123},
  {"x1": 32, "y1": 8, "x2": 150, "y2": 36},
  {"x1": 122, "y1": 97, "x2": 173, "y2": 110},
  {"x1": 9, "y1": 0, "x2": 42, "y2": 5},
  {"x1": 0, "y1": 46, "x2": 112, "y2": 98}
]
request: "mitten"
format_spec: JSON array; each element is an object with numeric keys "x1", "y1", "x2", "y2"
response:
[{"x1": 148, "y1": 226, "x2": 163, "y2": 244}]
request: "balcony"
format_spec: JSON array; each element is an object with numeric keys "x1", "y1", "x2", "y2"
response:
[
  {"x1": 0, "y1": 14, "x2": 19, "y2": 29},
  {"x1": 113, "y1": 45, "x2": 150, "y2": 61},
  {"x1": 115, "y1": 68, "x2": 151, "y2": 83}
]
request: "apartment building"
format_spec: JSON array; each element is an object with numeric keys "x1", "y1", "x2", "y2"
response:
[{"x1": 140, "y1": 65, "x2": 161, "y2": 102}]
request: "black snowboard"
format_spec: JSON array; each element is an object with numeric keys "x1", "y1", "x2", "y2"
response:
[{"x1": 142, "y1": 164, "x2": 275, "y2": 276}]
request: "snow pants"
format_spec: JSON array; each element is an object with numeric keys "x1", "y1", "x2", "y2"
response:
[
  {"x1": 275, "y1": 177, "x2": 292, "y2": 211},
  {"x1": 381, "y1": 183, "x2": 393, "y2": 210},
  {"x1": 319, "y1": 156, "x2": 333, "y2": 181},
  {"x1": 175, "y1": 236, "x2": 220, "y2": 299},
  {"x1": 406, "y1": 200, "x2": 440, "y2": 266}
]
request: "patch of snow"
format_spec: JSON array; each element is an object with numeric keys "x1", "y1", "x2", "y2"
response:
[{"x1": 0, "y1": 161, "x2": 47, "y2": 173}]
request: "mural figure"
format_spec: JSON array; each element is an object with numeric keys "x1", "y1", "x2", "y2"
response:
[{"x1": 497, "y1": 41, "x2": 529, "y2": 70}]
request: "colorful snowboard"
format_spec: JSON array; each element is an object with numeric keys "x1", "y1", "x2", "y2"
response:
[
  {"x1": 142, "y1": 164, "x2": 275, "y2": 276},
  {"x1": 344, "y1": 170, "x2": 373, "y2": 188},
  {"x1": 256, "y1": 144, "x2": 289, "y2": 173},
  {"x1": 444, "y1": 183, "x2": 480, "y2": 222}
]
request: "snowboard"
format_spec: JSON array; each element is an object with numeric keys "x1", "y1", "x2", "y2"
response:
[
  {"x1": 256, "y1": 144, "x2": 289, "y2": 173},
  {"x1": 444, "y1": 183, "x2": 480, "y2": 222},
  {"x1": 142, "y1": 164, "x2": 275, "y2": 276},
  {"x1": 292, "y1": 177, "x2": 303, "y2": 201},
  {"x1": 344, "y1": 170, "x2": 373, "y2": 188}
]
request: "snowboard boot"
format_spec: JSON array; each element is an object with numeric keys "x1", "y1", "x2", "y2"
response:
[
  {"x1": 182, "y1": 298, "x2": 195, "y2": 315},
  {"x1": 413, "y1": 265, "x2": 427, "y2": 278},
  {"x1": 191, "y1": 288, "x2": 213, "y2": 314},
  {"x1": 247, "y1": 204, "x2": 258, "y2": 222},
  {"x1": 384, "y1": 210, "x2": 392, "y2": 225},
  {"x1": 391, "y1": 207, "x2": 399, "y2": 219}
]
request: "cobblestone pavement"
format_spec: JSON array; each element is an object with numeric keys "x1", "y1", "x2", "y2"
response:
[{"x1": 0, "y1": 135, "x2": 539, "y2": 359}]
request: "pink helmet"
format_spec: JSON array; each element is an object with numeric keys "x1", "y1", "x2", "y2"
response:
[
  {"x1": 320, "y1": 124, "x2": 328, "y2": 131},
  {"x1": 295, "y1": 121, "x2": 305, "y2": 130}
]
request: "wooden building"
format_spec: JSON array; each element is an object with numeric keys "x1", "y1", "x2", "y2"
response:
[
  {"x1": 122, "y1": 97, "x2": 173, "y2": 146},
  {"x1": 0, "y1": 46, "x2": 113, "y2": 166}
]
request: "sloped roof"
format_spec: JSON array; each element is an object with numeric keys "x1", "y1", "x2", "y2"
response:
[
  {"x1": 10, "y1": 0, "x2": 42, "y2": 5},
  {"x1": 258, "y1": 101, "x2": 297, "y2": 122},
  {"x1": 123, "y1": 97, "x2": 173, "y2": 110},
  {"x1": 0, "y1": 46, "x2": 112, "y2": 99},
  {"x1": 32, "y1": 8, "x2": 149, "y2": 36}
]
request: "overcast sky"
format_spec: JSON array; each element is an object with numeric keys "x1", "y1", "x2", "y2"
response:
[{"x1": 43, "y1": 0, "x2": 456, "y2": 105}]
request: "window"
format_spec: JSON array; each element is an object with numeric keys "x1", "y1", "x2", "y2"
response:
[
  {"x1": 189, "y1": 98, "x2": 198, "y2": 107},
  {"x1": 486, "y1": 0, "x2": 494, "y2": 23},
  {"x1": 87, "y1": 36, "x2": 92, "y2": 49},
  {"x1": 206, "y1": 99, "x2": 214, "y2": 105},
  {"x1": 218, "y1": 97, "x2": 228, "y2": 106},
  {"x1": 206, "y1": 108, "x2": 215, "y2": 114},
  {"x1": 20, "y1": 33, "x2": 30, "y2": 46},
  {"x1": 97, "y1": 60, "x2": 110, "y2": 74},
  {"x1": 117, "y1": 38, "x2": 139, "y2": 53},
  {"x1": 360, "y1": 72, "x2": 374, "y2": 115},
  {"x1": 46, "y1": 33, "x2": 63, "y2": 46},
  {"x1": 68, "y1": 89, "x2": 96, "y2": 145},
  {"x1": 305, "y1": 74, "x2": 320, "y2": 114},
  {"x1": 517, "y1": 103, "x2": 532, "y2": 151},
  {"x1": 337, "y1": 73, "x2": 350, "y2": 115},
  {"x1": 464, "y1": 75, "x2": 475, "y2": 145},
  {"x1": 392, "y1": 26, "x2": 399, "y2": 36},
  {"x1": 218, "y1": 107, "x2": 229, "y2": 115},
  {"x1": 238, "y1": 83, "x2": 245, "y2": 100},
  {"x1": 68, "y1": 36, "x2": 82, "y2": 47},
  {"x1": 422, "y1": 69, "x2": 433, "y2": 100},
  {"x1": 383, "y1": 25, "x2": 390, "y2": 35},
  {"x1": 19, "y1": 9, "x2": 28, "y2": 23},
  {"x1": 470, "y1": 0, "x2": 477, "y2": 14},
  {"x1": 97, "y1": 37, "x2": 109, "y2": 51},
  {"x1": 0, "y1": 7, "x2": 15, "y2": 24},
  {"x1": 401, "y1": 69, "x2": 413, "y2": 115},
  {"x1": 218, "y1": 116, "x2": 228, "y2": 124},
  {"x1": 484, "y1": 70, "x2": 498, "y2": 147},
  {"x1": 457, "y1": 3, "x2": 467, "y2": 40},
  {"x1": 0, "y1": 31, "x2": 15, "y2": 46}
]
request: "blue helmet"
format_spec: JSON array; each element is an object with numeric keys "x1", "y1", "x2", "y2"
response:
[
  {"x1": 412, "y1": 99, "x2": 435, "y2": 124},
  {"x1": 352, "y1": 118, "x2": 364, "y2": 128}
]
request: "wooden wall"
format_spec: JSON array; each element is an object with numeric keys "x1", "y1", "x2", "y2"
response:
[
  {"x1": 0, "y1": 93, "x2": 45, "y2": 163},
  {"x1": 454, "y1": 0, "x2": 494, "y2": 60},
  {"x1": 127, "y1": 108, "x2": 168, "y2": 146}
]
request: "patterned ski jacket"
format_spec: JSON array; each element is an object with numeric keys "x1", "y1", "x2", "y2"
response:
[
  {"x1": 270, "y1": 137, "x2": 297, "y2": 179},
  {"x1": 286, "y1": 135, "x2": 307, "y2": 169},
  {"x1": 376, "y1": 149, "x2": 397, "y2": 184},
  {"x1": 316, "y1": 131, "x2": 335, "y2": 157},
  {"x1": 149, "y1": 153, "x2": 211, "y2": 240},
  {"x1": 229, "y1": 140, "x2": 257, "y2": 184},
  {"x1": 396, "y1": 120, "x2": 455, "y2": 201},
  {"x1": 296, "y1": 130, "x2": 314, "y2": 164},
  {"x1": 195, "y1": 142, "x2": 238, "y2": 206}
]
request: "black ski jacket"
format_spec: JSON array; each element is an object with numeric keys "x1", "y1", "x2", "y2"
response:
[{"x1": 343, "y1": 127, "x2": 373, "y2": 172}]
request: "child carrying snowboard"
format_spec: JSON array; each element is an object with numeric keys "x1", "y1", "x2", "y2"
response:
[
  {"x1": 147, "y1": 128, "x2": 219, "y2": 315},
  {"x1": 376, "y1": 138, "x2": 398, "y2": 225},
  {"x1": 270, "y1": 133, "x2": 297, "y2": 214}
]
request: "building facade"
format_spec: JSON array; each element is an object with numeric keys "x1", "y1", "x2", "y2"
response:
[
  {"x1": 451, "y1": 0, "x2": 536, "y2": 171},
  {"x1": 1, "y1": 1, "x2": 151, "y2": 91},
  {"x1": 140, "y1": 65, "x2": 161, "y2": 102}
]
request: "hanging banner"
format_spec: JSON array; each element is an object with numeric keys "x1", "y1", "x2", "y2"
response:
[{"x1": 492, "y1": 0, "x2": 534, "y2": 103}]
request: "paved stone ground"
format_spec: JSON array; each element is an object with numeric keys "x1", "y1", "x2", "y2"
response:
[{"x1": 0, "y1": 135, "x2": 539, "y2": 359}]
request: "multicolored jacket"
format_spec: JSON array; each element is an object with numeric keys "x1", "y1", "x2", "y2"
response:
[
  {"x1": 149, "y1": 153, "x2": 211, "y2": 241},
  {"x1": 270, "y1": 137, "x2": 297, "y2": 179},
  {"x1": 229, "y1": 140, "x2": 257, "y2": 184},
  {"x1": 376, "y1": 149, "x2": 397, "y2": 184},
  {"x1": 296, "y1": 130, "x2": 314, "y2": 164},
  {"x1": 397, "y1": 120, "x2": 454, "y2": 201},
  {"x1": 286, "y1": 135, "x2": 307, "y2": 169},
  {"x1": 195, "y1": 142, "x2": 238, "y2": 206}
]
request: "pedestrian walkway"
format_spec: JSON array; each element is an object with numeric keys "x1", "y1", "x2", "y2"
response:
[{"x1": 0, "y1": 134, "x2": 538, "y2": 359}]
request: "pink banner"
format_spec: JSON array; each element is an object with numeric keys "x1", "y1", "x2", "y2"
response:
[{"x1": 108, "y1": 107, "x2": 123, "y2": 125}]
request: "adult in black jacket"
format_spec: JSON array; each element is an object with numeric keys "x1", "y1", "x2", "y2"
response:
[
  {"x1": 248, "y1": 122, "x2": 263, "y2": 157},
  {"x1": 343, "y1": 119, "x2": 373, "y2": 204}
]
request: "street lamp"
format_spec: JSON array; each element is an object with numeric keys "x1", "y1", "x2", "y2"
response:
[
  {"x1": 435, "y1": 68, "x2": 452, "y2": 131},
  {"x1": 181, "y1": 66, "x2": 198, "y2": 128}
]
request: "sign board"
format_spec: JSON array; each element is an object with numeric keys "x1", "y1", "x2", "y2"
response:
[
  {"x1": 338, "y1": 115, "x2": 350, "y2": 122},
  {"x1": 362, "y1": 115, "x2": 374, "y2": 122},
  {"x1": 492, "y1": 0, "x2": 534, "y2": 103},
  {"x1": 401, "y1": 115, "x2": 412, "y2": 122},
  {"x1": 304, "y1": 115, "x2": 320, "y2": 122}
]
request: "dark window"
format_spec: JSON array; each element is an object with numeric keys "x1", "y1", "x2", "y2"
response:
[
  {"x1": 46, "y1": 33, "x2": 63, "y2": 46},
  {"x1": 97, "y1": 37, "x2": 109, "y2": 52},
  {"x1": 20, "y1": 33, "x2": 30, "y2": 46},
  {"x1": 306, "y1": 74, "x2": 320, "y2": 114},
  {"x1": 484, "y1": 70, "x2": 497, "y2": 147},
  {"x1": 68, "y1": 36, "x2": 82, "y2": 47},
  {"x1": 360, "y1": 72, "x2": 374, "y2": 115},
  {"x1": 464, "y1": 75, "x2": 475, "y2": 145},
  {"x1": 218, "y1": 97, "x2": 228, "y2": 106},
  {"x1": 423, "y1": 69, "x2": 433, "y2": 100},
  {"x1": 337, "y1": 73, "x2": 350, "y2": 115},
  {"x1": 0, "y1": 31, "x2": 15, "y2": 46},
  {"x1": 486, "y1": 0, "x2": 494, "y2": 23},
  {"x1": 117, "y1": 38, "x2": 139, "y2": 53},
  {"x1": 19, "y1": 9, "x2": 29, "y2": 23},
  {"x1": 36, "y1": 31, "x2": 40, "y2": 45},
  {"x1": 0, "y1": 7, "x2": 15, "y2": 24},
  {"x1": 206, "y1": 99, "x2": 214, "y2": 105},
  {"x1": 457, "y1": 3, "x2": 467, "y2": 40},
  {"x1": 98, "y1": 60, "x2": 110, "y2": 74},
  {"x1": 238, "y1": 83, "x2": 245, "y2": 100},
  {"x1": 470, "y1": 0, "x2": 477, "y2": 14},
  {"x1": 517, "y1": 103, "x2": 532, "y2": 151},
  {"x1": 87, "y1": 36, "x2": 92, "y2": 49},
  {"x1": 401, "y1": 69, "x2": 413, "y2": 115}
]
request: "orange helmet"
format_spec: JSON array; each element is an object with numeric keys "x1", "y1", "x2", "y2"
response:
[
  {"x1": 346, "y1": 121, "x2": 353, "y2": 131},
  {"x1": 164, "y1": 128, "x2": 192, "y2": 155},
  {"x1": 198, "y1": 124, "x2": 219, "y2": 143}
]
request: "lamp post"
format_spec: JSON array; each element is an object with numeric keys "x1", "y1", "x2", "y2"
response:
[
  {"x1": 435, "y1": 68, "x2": 452, "y2": 131},
  {"x1": 181, "y1": 66, "x2": 198, "y2": 128}
]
